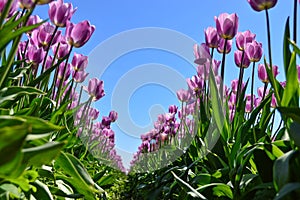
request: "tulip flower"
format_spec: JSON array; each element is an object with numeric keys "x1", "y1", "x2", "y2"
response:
[
  {"x1": 197, "y1": 59, "x2": 220, "y2": 79},
  {"x1": 71, "y1": 53, "x2": 88, "y2": 72},
  {"x1": 85, "y1": 78, "x2": 105, "y2": 101},
  {"x1": 258, "y1": 63, "x2": 279, "y2": 83},
  {"x1": 0, "y1": 0, "x2": 18, "y2": 17},
  {"x1": 176, "y1": 89, "x2": 191, "y2": 102},
  {"x1": 37, "y1": 0, "x2": 54, "y2": 5},
  {"x1": 187, "y1": 75, "x2": 204, "y2": 95},
  {"x1": 245, "y1": 41, "x2": 263, "y2": 62},
  {"x1": 168, "y1": 105, "x2": 178, "y2": 114},
  {"x1": 235, "y1": 30, "x2": 256, "y2": 51},
  {"x1": 193, "y1": 43, "x2": 211, "y2": 65},
  {"x1": 109, "y1": 111, "x2": 118, "y2": 122},
  {"x1": 26, "y1": 15, "x2": 42, "y2": 34},
  {"x1": 247, "y1": 0, "x2": 278, "y2": 12},
  {"x1": 19, "y1": 0, "x2": 35, "y2": 9},
  {"x1": 52, "y1": 38, "x2": 70, "y2": 59},
  {"x1": 49, "y1": 0, "x2": 76, "y2": 27},
  {"x1": 234, "y1": 50, "x2": 251, "y2": 68},
  {"x1": 73, "y1": 70, "x2": 88, "y2": 83},
  {"x1": 204, "y1": 27, "x2": 219, "y2": 48},
  {"x1": 215, "y1": 13, "x2": 239, "y2": 40},
  {"x1": 217, "y1": 38, "x2": 232, "y2": 54},
  {"x1": 26, "y1": 44, "x2": 45, "y2": 64},
  {"x1": 66, "y1": 20, "x2": 95, "y2": 48}
]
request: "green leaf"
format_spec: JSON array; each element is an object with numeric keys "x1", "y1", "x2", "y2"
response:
[
  {"x1": 31, "y1": 180, "x2": 54, "y2": 200},
  {"x1": 0, "y1": 183, "x2": 22, "y2": 199},
  {"x1": 0, "y1": 123, "x2": 28, "y2": 178},
  {"x1": 289, "y1": 39, "x2": 300, "y2": 57},
  {"x1": 196, "y1": 183, "x2": 232, "y2": 199},
  {"x1": 22, "y1": 142, "x2": 65, "y2": 167},
  {"x1": 98, "y1": 174, "x2": 115, "y2": 187},
  {"x1": 290, "y1": 122, "x2": 300, "y2": 148},
  {"x1": 274, "y1": 150, "x2": 298, "y2": 191},
  {"x1": 277, "y1": 107, "x2": 300, "y2": 124},
  {"x1": 55, "y1": 152, "x2": 104, "y2": 199},
  {"x1": 21, "y1": 116, "x2": 65, "y2": 134},
  {"x1": 171, "y1": 171, "x2": 207, "y2": 199},
  {"x1": 0, "y1": 86, "x2": 45, "y2": 106},
  {"x1": 208, "y1": 63, "x2": 228, "y2": 141},
  {"x1": 281, "y1": 52, "x2": 299, "y2": 106},
  {"x1": 274, "y1": 183, "x2": 300, "y2": 200}
]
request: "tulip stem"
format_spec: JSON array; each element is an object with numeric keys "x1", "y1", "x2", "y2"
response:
[
  {"x1": 220, "y1": 38, "x2": 228, "y2": 85},
  {"x1": 41, "y1": 26, "x2": 59, "y2": 76},
  {"x1": 265, "y1": 9, "x2": 280, "y2": 104},
  {"x1": 250, "y1": 61, "x2": 256, "y2": 110},
  {"x1": 236, "y1": 51, "x2": 245, "y2": 105},
  {"x1": 55, "y1": 45, "x2": 73, "y2": 105},
  {"x1": 293, "y1": 0, "x2": 297, "y2": 43}
]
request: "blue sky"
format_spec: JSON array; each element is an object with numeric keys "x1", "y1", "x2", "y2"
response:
[{"x1": 34, "y1": 1, "x2": 297, "y2": 168}]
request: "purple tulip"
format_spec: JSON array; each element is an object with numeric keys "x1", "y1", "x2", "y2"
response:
[
  {"x1": 217, "y1": 38, "x2": 232, "y2": 54},
  {"x1": 271, "y1": 93, "x2": 277, "y2": 108},
  {"x1": 17, "y1": 41, "x2": 26, "y2": 60},
  {"x1": 49, "y1": 0, "x2": 76, "y2": 27},
  {"x1": 204, "y1": 27, "x2": 220, "y2": 48},
  {"x1": 258, "y1": 63, "x2": 279, "y2": 83},
  {"x1": 215, "y1": 13, "x2": 239, "y2": 40},
  {"x1": 26, "y1": 15, "x2": 42, "y2": 34},
  {"x1": 37, "y1": 0, "x2": 54, "y2": 5},
  {"x1": 0, "y1": 0, "x2": 18, "y2": 18},
  {"x1": 45, "y1": 55, "x2": 53, "y2": 70},
  {"x1": 19, "y1": 0, "x2": 35, "y2": 9},
  {"x1": 109, "y1": 110, "x2": 118, "y2": 122},
  {"x1": 176, "y1": 89, "x2": 191, "y2": 102},
  {"x1": 26, "y1": 44, "x2": 45, "y2": 64},
  {"x1": 34, "y1": 22, "x2": 61, "y2": 48},
  {"x1": 88, "y1": 107, "x2": 99, "y2": 120},
  {"x1": 247, "y1": 0, "x2": 278, "y2": 12},
  {"x1": 187, "y1": 75, "x2": 204, "y2": 95},
  {"x1": 71, "y1": 53, "x2": 88, "y2": 72},
  {"x1": 193, "y1": 43, "x2": 211, "y2": 65},
  {"x1": 257, "y1": 86, "x2": 269, "y2": 98},
  {"x1": 234, "y1": 50, "x2": 251, "y2": 68},
  {"x1": 72, "y1": 70, "x2": 88, "y2": 83},
  {"x1": 85, "y1": 78, "x2": 105, "y2": 101},
  {"x1": 231, "y1": 79, "x2": 245, "y2": 93},
  {"x1": 52, "y1": 37, "x2": 70, "y2": 59},
  {"x1": 101, "y1": 116, "x2": 111, "y2": 128},
  {"x1": 66, "y1": 20, "x2": 95, "y2": 48},
  {"x1": 245, "y1": 41, "x2": 263, "y2": 62},
  {"x1": 197, "y1": 59, "x2": 220, "y2": 79},
  {"x1": 235, "y1": 30, "x2": 256, "y2": 51},
  {"x1": 168, "y1": 105, "x2": 178, "y2": 114}
]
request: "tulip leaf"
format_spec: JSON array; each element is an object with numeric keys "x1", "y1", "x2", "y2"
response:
[
  {"x1": 281, "y1": 52, "x2": 299, "y2": 107},
  {"x1": 22, "y1": 142, "x2": 65, "y2": 167},
  {"x1": 277, "y1": 107, "x2": 300, "y2": 124},
  {"x1": 289, "y1": 39, "x2": 300, "y2": 57},
  {"x1": 55, "y1": 152, "x2": 104, "y2": 199},
  {"x1": 274, "y1": 183, "x2": 300, "y2": 200},
  {"x1": 0, "y1": 86, "x2": 45, "y2": 106},
  {"x1": 273, "y1": 150, "x2": 298, "y2": 191},
  {"x1": 290, "y1": 122, "x2": 300, "y2": 148},
  {"x1": 0, "y1": 123, "x2": 28, "y2": 178},
  {"x1": 31, "y1": 180, "x2": 54, "y2": 200}
]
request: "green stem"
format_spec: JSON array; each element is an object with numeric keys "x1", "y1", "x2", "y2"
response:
[
  {"x1": 220, "y1": 38, "x2": 228, "y2": 86},
  {"x1": 0, "y1": 0, "x2": 13, "y2": 28},
  {"x1": 262, "y1": 82, "x2": 268, "y2": 100},
  {"x1": 41, "y1": 26, "x2": 59, "y2": 76},
  {"x1": 55, "y1": 45, "x2": 73, "y2": 104},
  {"x1": 250, "y1": 62, "x2": 256, "y2": 110},
  {"x1": 236, "y1": 51, "x2": 245, "y2": 105},
  {"x1": 293, "y1": 0, "x2": 298, "y2": 43},
  {"x1": 265, "y1": 9, "x2": 280, "y2": 104}
]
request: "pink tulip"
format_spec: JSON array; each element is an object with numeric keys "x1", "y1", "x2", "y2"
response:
[
  {"x1": 235, "y1": 30, "x2": 256, "y2": 51},
  {"x1": 49, "y1": 0, "x2": 76, "y2": 27},
  {"x1": 204, "y1": 27, "x2": 220, "y2": 48},
  {"x1": 247, "y1": 0, "x2": 278, "y2": 12},
  {"x1": 66, "y1": 20, "x2": 95, "y2": 48},
  {"x1": 215, "y1": 13, "x2": 239, "y2": 40}
]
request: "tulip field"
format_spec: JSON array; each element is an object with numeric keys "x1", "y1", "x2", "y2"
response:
[{"x1": 1, "y1": 0, "x2": 300, "y2": 199}]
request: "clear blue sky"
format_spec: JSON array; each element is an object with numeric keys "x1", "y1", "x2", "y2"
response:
[{"x1": 34, "y1": 1, "x2": 297, "y2": 169}]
